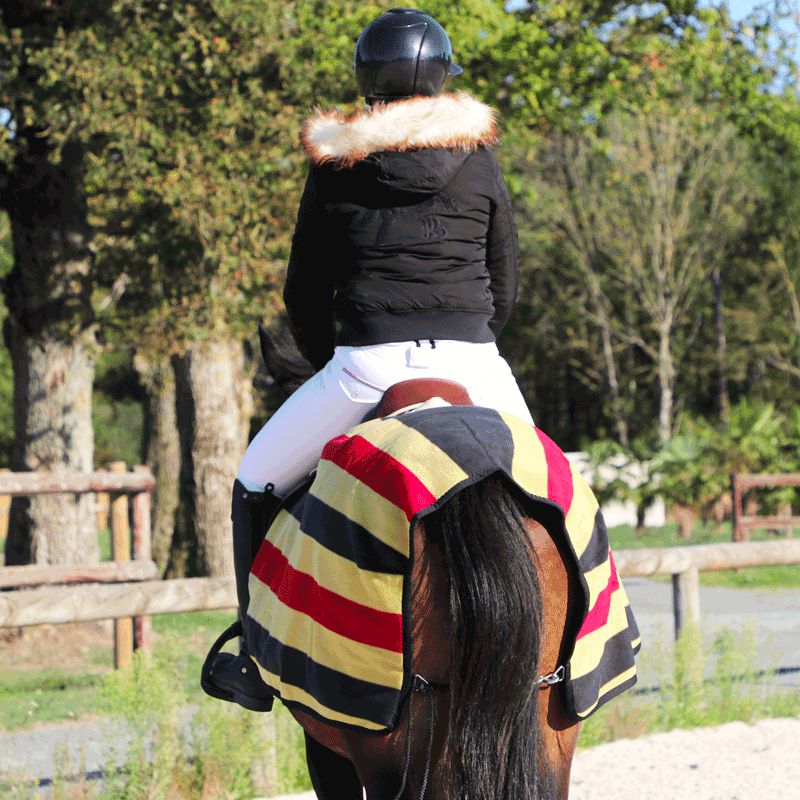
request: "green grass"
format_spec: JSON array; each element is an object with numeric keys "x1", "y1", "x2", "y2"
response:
[
  {"x1": 0, "y1": 637, "x2": 309, "y2": 798},
  {"x1": 699, "y1": 564, "x2": 800, "y2": 589},
  {"x1": 608, "y1": 522, "x2": 800, "y2": 589},
  {"x1": 152, "y1": 609, "x2": 234, "y2": 637},
  {"x1": 0, "y1": 670, "x2": 106, "y2": 729},
  {"x1": 0, "y1": 610, "x2": 237, "y2": 731},
  {"x1": 152, "y1": 610, "x2": 237, "y2": 699}
]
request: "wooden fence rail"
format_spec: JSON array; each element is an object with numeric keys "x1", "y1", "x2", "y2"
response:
[
  {"x1": 615, "y1": 539, "x2": 800, "y2": 638},
  {"x1": 1, "y1": 539, "x2": 798, "y2": 645},
  {"x1": 0, "y1": 560, "x2": 158, "y2": 590},
  {"x1": 0, "y1": 464, "x2": 155, "y2": 668},
  {"x1": 0, "y1": 470, "x2": 156, "y2": 495},
  {"x1": 0, "y1": 577, "x2": 236, "y2": 628},
  {"x1": 732, "y1": 472, "x2": 800, "y2": 542}
]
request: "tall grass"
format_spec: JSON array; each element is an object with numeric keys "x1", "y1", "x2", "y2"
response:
[
  {"x1": 579, "y1": 624, "x2": 800, "y2": 747},
  {"x1": 2, "y1": 644, "x2": 310, "y2": 800}
]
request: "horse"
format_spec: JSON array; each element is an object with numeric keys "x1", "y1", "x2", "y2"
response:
[
  {"x1": 244, "y1": 330, "x2": 583, "y2": 798},
  {"x1": 204, "y1": 328, "x2": 639, "y2": 799}
]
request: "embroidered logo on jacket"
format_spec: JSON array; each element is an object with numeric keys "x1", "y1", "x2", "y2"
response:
[{"x1": 422, "y1": 216, "x2": 447, "y2": 240}]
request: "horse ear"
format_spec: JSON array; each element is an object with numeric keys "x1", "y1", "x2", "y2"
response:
[
  {"x1": 256, "y1": 320, "x2": 315, "y2": 398},
  {"x1": 258, "y1": 323, "x2": 271, "y2": 370}
]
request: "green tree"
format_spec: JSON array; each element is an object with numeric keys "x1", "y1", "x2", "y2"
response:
[
  {"x1": 89, "y1": 0, "x2": 376, "y2": 575},
  {"x1": 0, "y1": 3, "x2": 105, "y2": 564},
  {"x1": 503, "y1": 1, "x2": 800, "y2": 446},
  {"x1": 0, "y1": 1, "x2": 404, "y2": 571},
  {"x1": 518, "y1": 106, "x2": 757, "y2": 444}
]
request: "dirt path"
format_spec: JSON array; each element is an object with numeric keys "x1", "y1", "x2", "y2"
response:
[{"x1": 261, "y1": 717, "x2": 800, "y2": 800}]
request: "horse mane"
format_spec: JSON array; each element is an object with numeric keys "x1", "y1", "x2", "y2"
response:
[{"x1": 425, "y1": 475, "x2": 556, "y2": 800}]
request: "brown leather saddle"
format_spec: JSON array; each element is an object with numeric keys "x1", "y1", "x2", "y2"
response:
[{"x1": 371, "y1": 377, "x2": 473, "y2": 417}]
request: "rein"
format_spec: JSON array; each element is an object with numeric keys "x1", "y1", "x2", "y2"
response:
[
  {"x1": 392, "y1": 666, "x2": 565, "y2": 800},
  {"x1": 392, "y1": 675, "x2": 442, "y2": 800}
]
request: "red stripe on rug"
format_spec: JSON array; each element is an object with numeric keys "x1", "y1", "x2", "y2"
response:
[
  {"x1": 251, "y1": 539, "x2": 403, "y2": 653},
  {"x1": 576, "y1": 551, "x2": 621, "y2": 640},
  {"x1": 535, "y1": 428, "x2": 574, "y2": 514},
  {"x1": 321, "y1": 434, "x2": 436, "y2": 522}
]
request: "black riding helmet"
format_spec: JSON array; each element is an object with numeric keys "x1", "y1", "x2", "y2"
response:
[{"x1": 354, "y1": 8, "x2": 463, "y2": 103}]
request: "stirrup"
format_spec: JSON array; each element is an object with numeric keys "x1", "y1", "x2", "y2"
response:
[{"x1": 201, "y1": 620, "x2": 274, "y2": 712}]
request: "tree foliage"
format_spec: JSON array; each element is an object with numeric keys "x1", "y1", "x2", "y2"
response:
[{"x1": 0, "y1": 0, "x2": 799, "y2": 535}]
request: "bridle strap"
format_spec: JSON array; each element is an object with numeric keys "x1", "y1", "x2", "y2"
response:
[
  {"x1": 400, "y1": 664, "x2": 565, "y2": 696},
  {"x1": 392, "y1": 674, "x2": 439, "y2": 800}
]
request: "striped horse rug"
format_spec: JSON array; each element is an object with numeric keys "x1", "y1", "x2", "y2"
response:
[{"x1": 245, "y1": 405, "x2": 641, "y2": 732}]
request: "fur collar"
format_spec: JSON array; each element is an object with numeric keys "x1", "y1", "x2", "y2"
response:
[{"x1": 302, "y1": 92, "x2": 499, "y2": 167}]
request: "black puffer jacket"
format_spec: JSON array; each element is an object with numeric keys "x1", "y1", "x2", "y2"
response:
[{"x1": 283, "y1": 92, "x2": 520, "y2": 370}]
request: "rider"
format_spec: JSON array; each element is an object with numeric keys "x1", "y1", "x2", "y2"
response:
[{"x1": 207, "y1": 7, "x2": 534, "y2": 706}]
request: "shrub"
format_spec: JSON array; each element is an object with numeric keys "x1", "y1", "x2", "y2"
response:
[{"x1": 585, "y1": 400, "x2": 800, "y2": 533}]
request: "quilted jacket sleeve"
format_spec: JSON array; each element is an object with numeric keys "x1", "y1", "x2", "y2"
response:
[
  {"x1": 283, "y1": 167, "x2": 336, "y2": 370},
  {"x1": 484, "y1": 151, "x2": 520, "y2": 337}
]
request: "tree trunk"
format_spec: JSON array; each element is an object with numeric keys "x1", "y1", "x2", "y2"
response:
[
  {"x1": 171, "y1": 353, "x2": 195, "y2": 578},
  {"x1": 596, "y1": 295, "x2": 629, "y2": 447},
  {"x1": 672, "y1": 503, "x2": 697, "y2": 541},
  {"x1": 554, "y1": 134, "x2": 629, "y2": 446},
  {"x1": 134, "y1": 350, "x2": 180, "y2": 574},
  {"x1": 184, "y1": 338, "x2": 249, "y2": 577},
  {"x1": 1, "y1": 143, "x2": 98, "y2": 566},
  {"x1": 583, "y1": 270, "x2": 628, "y2": 446},
  {"x1": 4, "y1": 335, "x2": 97, "y2": 564},
  {"x1": 235, "y1": 348, "x2": 256, "y2": 455},
  {"x1": 711, "y1": 268, "x2": 729, "y2": 425},
  {"x1": 657, "y1": 319, "x2": 675, "y2": 445}
]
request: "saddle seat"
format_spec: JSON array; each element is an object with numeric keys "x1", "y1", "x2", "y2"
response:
[{"x1": 371, "y1": 378, "x2": 473, "y2": 417}]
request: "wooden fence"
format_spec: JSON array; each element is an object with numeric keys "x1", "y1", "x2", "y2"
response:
[
  {"x1": 731, "y1": 473, "x2": 800, "y2": 542},
  {"x1": 0, "y1": 463, "x2": 157, "y2": 668},
  {"x1": 614, "y1": 539, "x2": 800, "y2": 638},
  {"x1": 2, "y1": 533, "x2": 799, "y2": 648}
]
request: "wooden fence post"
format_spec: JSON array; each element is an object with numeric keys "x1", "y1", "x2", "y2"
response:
[
  {"x1": 672, "y1": 567, "x2": 700, "y2": 639},
  {"x1": 110, "y1": 461, "x2": 134, "y2": 669},
  {"x1": 132, "y1": 465, "x2": 153, "y2": 662},
  {"x1": 730, "y1": 473, "x2": 800, "y2": 542},
  {"x1": 0, "y1": 468, "x2": 10, "y2": 544},
  {"x1": 731, "y1": 474, "x2": 742, "y2": 543},
  {"x1": 96, "y1": 492, "x2": 110, "y2": 532}
]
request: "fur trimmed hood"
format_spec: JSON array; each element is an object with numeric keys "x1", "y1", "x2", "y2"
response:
[{"x1": 302, "y1": 92, "x2": 499, "y2": 167}]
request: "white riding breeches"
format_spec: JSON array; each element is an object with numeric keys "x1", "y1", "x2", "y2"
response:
[{"x1": 237, "y1": 340, "x2": 534, "y2": 497}]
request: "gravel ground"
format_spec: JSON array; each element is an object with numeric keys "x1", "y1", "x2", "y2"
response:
[
  {"x1": 569, "y1": 717, "x2": 800, "y2": 799},
  {"x1": 260, "y1": 717, "x2": 800, "y2": 800}
]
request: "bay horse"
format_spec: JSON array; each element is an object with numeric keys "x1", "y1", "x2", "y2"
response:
[
  {"x1": 292, "y1": 471, "x2": 582, "y2": 800},
  {"x1": 245, "y1": 331, "x2": 585, "y2": 799}
]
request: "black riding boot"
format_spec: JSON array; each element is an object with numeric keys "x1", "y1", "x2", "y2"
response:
[{"x1": 201, "y1": 479, "x2": 281, "y2": 711}]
